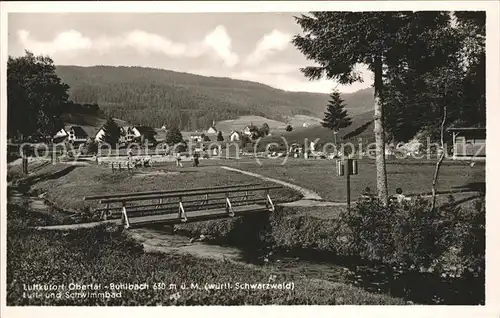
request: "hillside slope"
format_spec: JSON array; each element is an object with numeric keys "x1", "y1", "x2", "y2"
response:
[
  {"x1": 258, "y1": 110, "x2": 375, "y2": 150},
  {"x1": 55, "y1": 65, "x2": 374, "y2": 130}
]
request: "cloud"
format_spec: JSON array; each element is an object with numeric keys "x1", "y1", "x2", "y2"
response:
[
  {"x1": 16, "y1": 26, "x2": 239, "y2": 67},
  {"x1": 202, "y1": 26, "x2": 239, "y2": 67},
  {"x1": 16, "y1": 29, "x2": 93, "y2": 55},
  {"x1": 245, "y1": 29, "x2": 292, "y2": 65}
]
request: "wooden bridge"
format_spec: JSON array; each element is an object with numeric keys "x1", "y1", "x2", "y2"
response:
[{"x1": 83, "y1": 183, "x2": 281, "y2": 229}]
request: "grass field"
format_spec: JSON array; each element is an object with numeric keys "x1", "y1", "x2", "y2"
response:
[
  {"x1": 200, "y1": 158, "x2": 485, "y2": 202},
  {"x1": 24, "y1": 163, "x2": 300, "y2": 212}
]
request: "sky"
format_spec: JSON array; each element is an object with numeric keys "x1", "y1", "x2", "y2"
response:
[{"x1": 7, "y1": 12, "x2": 372, "y2": 94}]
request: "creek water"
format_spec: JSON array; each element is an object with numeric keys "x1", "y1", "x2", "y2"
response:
[{"x1": 7, "y1": 189, "x2": 484, "y2": 305}]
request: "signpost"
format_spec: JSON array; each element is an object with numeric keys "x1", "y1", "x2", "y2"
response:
[{"x1": 336, "y1": 158, "x2": 358, "y2": 210}]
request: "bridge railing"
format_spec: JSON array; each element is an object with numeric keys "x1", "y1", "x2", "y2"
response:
[{"x1": 84, "y1": 183, "x2": 281, "y2": 228}]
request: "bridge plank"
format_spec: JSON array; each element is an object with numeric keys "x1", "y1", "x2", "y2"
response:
[
  {"x1": 99, "y1": 186, "x2": 282, "y2": 204},
  {"x1": 127, "y1": 204, "x2": 269, "y2": 227},
  {"x1": 84, "y1": 183, "x2": 263, "y2": 201}
]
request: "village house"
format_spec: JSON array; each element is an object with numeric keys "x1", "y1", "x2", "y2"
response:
[
  {"x1": 181, "y1": 132, "x2": 204, "y2": 143},
  {"x1": 68, "y1": 126, "x2": 89, "y2": 144},
  {"x1": 447, "y1": 127, "x2": 486, "y2": 159},
  {"x1": 53, "y1": 126, "x2": 89, "y2": 144},
  {"x1": 242, "y1": 126, "x2": 253, "y2": 136},
  {"x1": 120, "y1": 126, "x2": 140, "y2": 143},
  {"x1": 95, "y1": 125, "x2": 156, "y2": 144},
  {"x1": 207, "y1": 126, "x2": 218, "y2": 134},
  {"x1": 206, "y1": 121, "x2": 218, "y2": 134},
  {"x1": 53, "y1": 128, "x2": 69, "y2": 143},
  {"x1": 94, "y1": 126, "x2": 108, "y2": 143},
  {"x1": 229, "y1": 131, "x2": 241, "y2": 142}
]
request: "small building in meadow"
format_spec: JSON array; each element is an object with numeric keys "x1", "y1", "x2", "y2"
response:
[
  {"x1": 447, "y1": 127, "x2": 486, "y2": 159},
  {"x1": 207, "y1": 126, "x2": 218, "y2": 134},
  {"x1": 229, "y1": 131, "x2": 241, "y2": 142}
]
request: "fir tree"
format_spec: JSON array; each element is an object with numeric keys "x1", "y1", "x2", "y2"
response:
[
  {"x1": 165, "y1": 126, "x2": 183, "y2": 146},
  {"x1": 217, "y1": 131, "x2": 224, "y2": 141},
  {"x1": 100, "y1": 117, "x2": 121, "y2": 146},
  {"x1": 321, "y1": 90, "x2": 352, "y2": 143}
]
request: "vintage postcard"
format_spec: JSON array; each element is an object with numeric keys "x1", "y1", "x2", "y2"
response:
[{"x1": 1, "y1": 1, "x2": 499, "y2": 318}]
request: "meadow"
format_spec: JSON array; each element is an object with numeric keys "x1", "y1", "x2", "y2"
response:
[
  {"x1": 19, "y1": 163, "x2": 299, "y2": 213},
  {"x1": 199, "y1": 157, "x2": 485, "y2": 202}
]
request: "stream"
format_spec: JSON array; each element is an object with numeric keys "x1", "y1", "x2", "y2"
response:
[{"x1": 7, "y1": 189, "x2": 484, "y2": 305}]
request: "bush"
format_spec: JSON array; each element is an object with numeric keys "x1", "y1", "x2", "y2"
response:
[
  {"x1": 341, "y1": 195, "x2": 485, "y2": 277},
  {"x1": 81, "y1": 139, "x2": 98, "y2": 155}
]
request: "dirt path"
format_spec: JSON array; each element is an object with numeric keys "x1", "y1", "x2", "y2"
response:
[
  {"x1": 220, "y1": 166, "x2": 343, "y2": 208},
  {"x1": 33, "y1": 220, "x2": 120, "y2": 231}
]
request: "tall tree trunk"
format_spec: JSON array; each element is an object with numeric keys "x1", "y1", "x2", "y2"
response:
[
  {"x1": 373, "y1": 56, "x2": 388, "y2": 205},
  {"x1": 431, "y1": 104, "x2": 447, "y2": 211}
]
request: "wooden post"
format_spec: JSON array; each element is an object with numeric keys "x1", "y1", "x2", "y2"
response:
[
  {"x1": 225, "y1": 192, "x2": 234, "y2": 217},
  {"x1": 157, "y1": 198, "x2": 163, "y2": 212},
  {"x1": 104, "y1": 203, "x2": 110, "y2": 220},
  {"x1": 345, "y1": 159, "x2": 351, "y2": 211},
  {"x1": 22, "y1": 154, "x2": 28, "y2": 175},
  {"x1": 122, "y1": 202, "x2": 130, "y2": 229},
  {"x1": 266, "y1": 192, "x2": 275, "y2": 212},
  {"x1": 179, "y1": 196, "x2": 187, "y2": 221}
]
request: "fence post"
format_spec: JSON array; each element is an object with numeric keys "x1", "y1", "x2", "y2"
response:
[
  {"x1": 179, "y1": 196, "x2": 187, "y2": 222},
  {"x1": 266, "y1": 191, "x2": 275, "y2": 212},
  {"x1": 225, "y1": 192, "x2": 234, "y2": 217},
  {"x1": 122, "y1": 202, "x2": 130, "y2": 229},
  {"x1": 104, "y1": 203, "x2": 110, "y2": 220},
  {"x1": 157, "y1": 198, "x2": 163, "y2": 211}
]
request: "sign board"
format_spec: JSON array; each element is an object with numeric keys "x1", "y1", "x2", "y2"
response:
[
  {"x1": 337, "y1": 159, "x2": 358, "y2": 176},
  {"x1": 336, "y1": 160, "x2": 344, "y2": 176},
  {"x1": 348, "y1": 159, "x2": 358, "y2": 175}
]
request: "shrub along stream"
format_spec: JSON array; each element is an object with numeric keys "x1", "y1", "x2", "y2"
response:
[
  {"x1": 177, "y1": 195, "x2": 485, "y2": 305},
  {"x1": 6, "y1": 188, "x2": 484, "y2": 305}
]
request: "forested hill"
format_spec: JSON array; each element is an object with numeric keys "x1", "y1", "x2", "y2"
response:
[{"x1": 55, "y1": 65, "x2": 374, "y2": 130}]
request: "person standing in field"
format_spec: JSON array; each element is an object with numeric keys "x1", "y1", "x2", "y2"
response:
[
  {"x1": 176, "y1": 152, "x2": 183, "y2": 167},
  {"x1": 193, "y1": 152, "x2": 200, "y2": 167}
]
